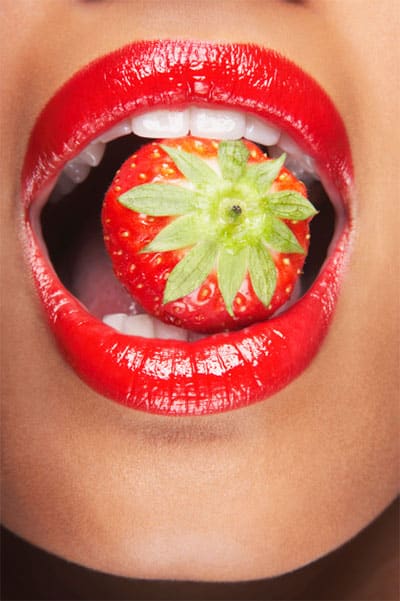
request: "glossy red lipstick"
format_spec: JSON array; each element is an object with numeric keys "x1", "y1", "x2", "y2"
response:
[{"x1": 22, "y1": 40, "x2": 354, "y2": 415}]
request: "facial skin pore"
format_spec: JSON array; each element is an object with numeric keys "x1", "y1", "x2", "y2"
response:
[{"x1": 1, "y1": 0, "x2": 399, "y2": 582}]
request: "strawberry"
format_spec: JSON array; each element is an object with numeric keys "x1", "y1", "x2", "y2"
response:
[{"x1": 102, "y1": 136, "x2": 317, "y2": 333}]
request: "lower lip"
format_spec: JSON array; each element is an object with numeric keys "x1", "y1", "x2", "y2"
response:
[{"x1": 22, "y1": 40, "x2": 354, "y2": 416}]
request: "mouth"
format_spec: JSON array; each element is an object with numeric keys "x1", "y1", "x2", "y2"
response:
[{"x1": 22, "y1": 40, "x2": 354, "y2": 416}]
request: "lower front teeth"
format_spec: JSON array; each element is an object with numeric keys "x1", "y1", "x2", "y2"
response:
[{"x1": 103, "y1": 312, "x2": 202, "y2": 341}]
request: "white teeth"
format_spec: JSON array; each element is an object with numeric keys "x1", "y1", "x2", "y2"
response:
[
  {"x1": 98, "y1": 119, "x2": 132, "y2": 143},
  {"x1": 78, "y1": 141, "x2": 106, "y2": 167},
  {"x1": 102, "y1": 312, "x2": 203, "y2": 341},
  {"x1": 278, "y1": 132, "x2": 303, "y2": 156},
  {"x1": 56, "y1": 105, "x2": 319, "y2": 196},
  {"x1": 102, "y1": 313, "x2": 127, "y2": 332},
  {"x1": 153, "y1": 320, "x2": 189, "y2": 341},
  {"x1": 277, "y1": 133, "x2": 315, "y2": 175},
  {"x1": 123, "y1": 314, "x2": 155, "y2": 337},
  {"x1": 103, "y1": 313, "x2": 155, "y2": 337},
  {"x1": 62, "y1": 141, "x2": 105, "y2": 186},
  {"x1": 55, "y1": 171, "x2": 77, "y2": 195},
  {"x1": 131, "y1": 108, "x2": 190, "y2": 138},
  {"x1": 63, "y1": 159, "x2": 91, "y2": 184},
  {"x1": 245, "y1": 114, "x2": 280, "y2": 146},
  {"x1": 131, "y1": 106, "x2": 246, "y2": 139},
  {"x1": 190, "y1": 107, "x2": 246, "y2": 139}
]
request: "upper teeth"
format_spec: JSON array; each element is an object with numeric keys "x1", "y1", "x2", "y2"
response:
[{"x1": 57, "y1": 105, "x2": 317, "y2": 190}]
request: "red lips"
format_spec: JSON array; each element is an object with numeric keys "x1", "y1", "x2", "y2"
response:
[{"x1": 22, "y1": 40, "x2": 354, "y2": 415}]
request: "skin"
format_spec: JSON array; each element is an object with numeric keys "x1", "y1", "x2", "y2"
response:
[{"x1": 1, "y1": 0, "x2": 399, "y2": 592}]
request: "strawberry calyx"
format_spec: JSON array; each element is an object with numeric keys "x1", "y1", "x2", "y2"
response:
[{"x1": 118, "y1": 139, "x2": 317, "y2": 316}]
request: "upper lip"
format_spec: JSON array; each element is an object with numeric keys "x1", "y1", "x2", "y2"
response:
[{"x1": 21, "y1": 39, "x2": 354, "y2": 416}]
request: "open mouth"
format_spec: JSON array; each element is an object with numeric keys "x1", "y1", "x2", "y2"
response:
[{"x1": 22, "y1": 40, "x2": 354, "y2": 416}]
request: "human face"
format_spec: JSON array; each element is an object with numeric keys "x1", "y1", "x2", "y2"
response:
[{"x1": 1, "y1": 0, "x2": 398, "y2": 582}]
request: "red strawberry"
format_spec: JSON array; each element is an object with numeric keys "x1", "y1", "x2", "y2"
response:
[{"x1": 102, "y1": 136, "x2": 317, "y2": 333}]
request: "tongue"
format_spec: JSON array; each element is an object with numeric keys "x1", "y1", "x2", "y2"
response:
[
  {"x1": 67, "y1": 217, "x2": 207, "y2": 340},
  {"x1": 68, "y1": 218, "x2": 140, "y2": 319}
]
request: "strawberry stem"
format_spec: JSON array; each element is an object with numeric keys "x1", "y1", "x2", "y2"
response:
[{"x1": 230, "y1": 205, "x2": 242, "y2": 217}]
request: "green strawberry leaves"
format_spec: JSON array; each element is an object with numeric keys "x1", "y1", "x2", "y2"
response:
[
  {"x1": 160, "y1": 144, "x2": 219, "y2": 185},
  {"x1": 267, "y1": 190, "x2": 317, "y2": 220},
  {"x1": 143, "y1": 214, "x2": 203, "y2": 253},
  {"x1": 164, "y1": 240, "x2": 219, "y2": 304},
  {"x1": 218, "y1": 140, "x2": 249, "y2": 181},
  {"x1": 118, "y1": 139, "x2": 316, "y2": 311},
  {"x1": 247, "y1": 153, "x2": 286, "y2": 191},
  {"x1": 266, "y1": 216, "x2": 306, "y2": 254},
  {"x1": 218, "y1": 246, "x2": 249, "y2": 316},
  {"x1": 248, "y1": 244, "x2": 277, "y2": 309},
  {"x1": 119, "y1": 183, "x2": 198, "y2": 216}
]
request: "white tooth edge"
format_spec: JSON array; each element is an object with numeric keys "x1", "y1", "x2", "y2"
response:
[
  {"x1": 123, "y1": 314, "x2": 155, "y2": 337},
  {"x1": 269, "y1": 145, "x2": 316, "y2": 183},
  {"x1": 102, "y1": 312, "x2": 206, "y2": 341},
  {"x1": 79, "y1": 141, "x2": 106, "y2": 167},
  {"x1": 278, "y1": 132, "x2": 304, "y2": 156},
  {"x1": 103, "y1": 313, "x2": 155, "y2": 337},
  {"x1": 98, "y1": 119, "x2": 132, "y2": 143},
  {"x1": 51, "y1": 171, "x2": 76, "y2": 199},
  {"x1": 153, "y1": 320, "x2": 189, "y2": 341},
  {"x1": 103, "y1": 313, "x2": 127, "y2": 332},
  {"x1": 190, "y1": 106, "x2": 246, "y2": 139},
  {"x1": 57, "y1": 106, "x2": 320, "y2": 192},
  {"x1": 278, "y1": 133, "x2": 315, "y2": 173},
  {"x1": 63, "y1": 159, "x2": 91, "y2": 184},
  {"x1": 131, "y1": 108, "x2": 190, "y2": 138},
  {"x1": 245, "y1": 114, "x2": 280, "y2": 146}
]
